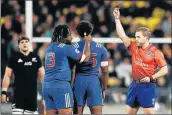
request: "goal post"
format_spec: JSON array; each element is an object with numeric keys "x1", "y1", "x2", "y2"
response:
[
  {"x1": 25, "y1": 1, "x2": 33, "y2": 51},
  {"x1": 32, "y1": 37, "x2": 172, "y2": 44},
  {"x1": 26, "y1": 1, "x2": 172, "y2": 44}
]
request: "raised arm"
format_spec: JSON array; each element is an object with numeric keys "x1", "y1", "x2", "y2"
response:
[
  {"x1": 68, "y1": 39, "x2": 90, "y2": 63},
  {"x1": 78, "y1": 39, "x2": 91, "y2": 63},
  {"x1": 113, "y1": 8, "x2": 130, "y2": 47},
  {"x1": 71, "y1": 64, "x2": 76, "y2": 86},
  {"x1": 83, "y1": 39, "x2": 91, "y2": 62},
  {"x1": 100, "y1": 66, "x2": 109, "y2": 99}
]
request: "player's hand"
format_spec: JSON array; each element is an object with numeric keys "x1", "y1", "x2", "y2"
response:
[
  {"x1": 103, "y1": 90, "x2": 106, "y2": 100},
  {"x1": 113, "y1": 7, "x2": 120, "y2": 19},
  {"x1": 1, "y1": 94, "x2": 7, "y2": 103},
  {"x1": 140, "y1": 77, "x2": 151, "y2": 83},
  {"x1": 84, "y1": 36, "x2": 91, "y2": 42}
]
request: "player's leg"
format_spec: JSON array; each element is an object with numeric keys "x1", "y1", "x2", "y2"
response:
[
  {"x1": 143, "y1": 108, "x2": 154, "y2": 114},
  {"x1": 77, "y1": 106, "x2": 85, "y2": 114},
  {"x1": 58, "y1": 108, "x2": 73, "y2": 114},
  {"x1": 52, "y1": 82, "x2": 73, "y2": 114},
  {"x1": 46, "y1": 110, "x2": 57, "y2": 114},
  {"x1": 137, "y1": 83, "x2": 156, "y2": 114},
  {"x1": 24, "y1": 95, "x2": 38, "y2": 114},
  {"x1": 87, "y1": 77, "x2": 103, "y2": 114},
  {"x1": 73, "y1": 96, "x2": 78, "y2": 114},
  {"x1": 89, "y1": 106, "x2": 102, "y2": 114},
  {"x1": 73, "y1": 76, "x2": 87, "y2": 114},
  {"x1": 125, "y1": 105, "x2": 139, "y2": 114},
  {"x1": 42, "y1": 88, "x2": 57, "y2": 114},
  {"x1": 126, "y1": 81, "x2": 140, "y2": 114},
  {"x1": 73, "y1": 96, "x2": 85, "y2": 114},
  {"x1": 56, "y1": 92, "x2": 73, "y2": 114},
  {"x1": 12, "y1": 94, "x2": 24, "y2": 114},
  {"x1": 12, "y1": 108, "x2": 24, "y2": 114}
]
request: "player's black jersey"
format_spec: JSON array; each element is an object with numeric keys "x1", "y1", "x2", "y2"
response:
[{"x1": 7, "y1": 52, "x2": 42, "y2": 96}]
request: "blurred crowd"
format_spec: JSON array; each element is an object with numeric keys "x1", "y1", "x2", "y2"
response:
[
  {"x1": 31, "y1": 0, "x2": 172, "y2": 38},
  {"x1": 1, "y1": 0, "x2": 171, "y2": 105}
]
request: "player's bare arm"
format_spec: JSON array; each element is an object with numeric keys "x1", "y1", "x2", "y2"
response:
[
  {"x1": 83, "y1": 39, "x2": 91, "y2": 61},
  {"x1": 39, "y1": 66, "x2": 45, "y2": 115},
  {"x1": 113, "y1": 7, "x2": 130, "y2": 47},
  {"x1": 71, "y1": 64, "x2": 76, "y2": 86},
  {"x1": 79, "y1": 39, "x2": 91, "y2": 63},
  {"x1": 38, "y1": 66, "x2": 45, "y2": 83},
  {"x1": 101, "y1": 65, "x2": 109, "y2": 99},
  {"x1": 1, "y1": 67, "x2": 13, "y2": 103}
]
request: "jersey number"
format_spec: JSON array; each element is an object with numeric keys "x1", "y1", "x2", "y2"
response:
[
  {"x1": 45, "y1": 52, "x2": 55, "y2": 67},
  {"x1": 90, "y1": 53, "x2": 97, "y2": 67}
]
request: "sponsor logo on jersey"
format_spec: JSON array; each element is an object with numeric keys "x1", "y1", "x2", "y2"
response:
[
  {"x1": 18, "y1": 59, "x2": 23, "y2": 63},
  {"x1": 135, "y1": 58, "x2": 148, "y2": 67},
  {"x1": 32, "y1": 57, "x2": 37, "y2": 62},
  {"x1": 24, "y1": 62, "x2": 32, "y2": 66}
]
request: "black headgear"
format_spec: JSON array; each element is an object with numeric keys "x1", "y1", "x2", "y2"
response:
[
  {"x1": 76, "y1": 20, "x2": 93, "y2": 38},
  {"x1": 18, "y1": 37, "x2": 30, "y2": 44},
  {"x1": 52, "y1": 24, "x2": 71, "y2": 43}
]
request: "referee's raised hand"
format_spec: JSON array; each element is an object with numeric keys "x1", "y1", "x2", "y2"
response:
[{"x1": 113, "y1": 4, "x2": 121, "y2": 19}]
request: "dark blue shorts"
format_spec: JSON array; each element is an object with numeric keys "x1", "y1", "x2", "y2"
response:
[
  {"x1": 126, "y1": 80, "x2": 157, "y2": 108},
  {"x1": 73, "y1": 76, "x2": 103, "y2": 106},
  {"x1": 42, "y1": 81, "x2": 73, "y2": 110}
]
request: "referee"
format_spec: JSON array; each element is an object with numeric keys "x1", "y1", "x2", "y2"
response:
[
  {"x1": 113, "y1": 8, "x2": 168, "y2": 114},
  {"x1": 1, "y1": 37, "x2": 45, "y2": 114}
]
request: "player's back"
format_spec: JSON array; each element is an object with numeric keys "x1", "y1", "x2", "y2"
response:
[
  {"x1": 73, "y1": 40, "x2": 108, "y2": 77},
  {"x1": 44, "y1": 42, "x2": 72, "y2": 82}
]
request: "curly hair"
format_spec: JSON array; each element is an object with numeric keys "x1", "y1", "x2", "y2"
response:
[
  {"x1": 52, "y1": 24, "x2": 71, "y2": 43},
  {"x1": 76, "y1": 20, "x2": 93, "y2": 38}
]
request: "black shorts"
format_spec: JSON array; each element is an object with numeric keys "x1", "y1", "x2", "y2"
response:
[{"x1": 13, "y1": 93, "x2": 37, "y2": 111}]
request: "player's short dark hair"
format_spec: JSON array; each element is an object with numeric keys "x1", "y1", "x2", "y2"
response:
[
  {"x1": 18, "y1": 37, "x2": 30, "y2": 44},
  {"x1": 52, "y1": 24, "x2": 71, "y2": 43},
  {"x1": 76, "y1": 20, "x2": 93, "y2": 38},
  {"x1": 136, "y1": 27, "x2": 151, "y2": 40}
]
